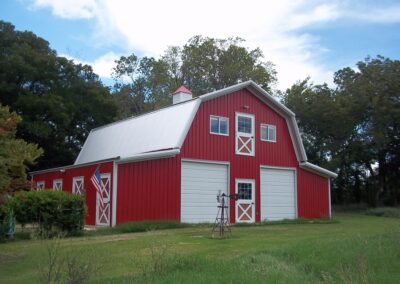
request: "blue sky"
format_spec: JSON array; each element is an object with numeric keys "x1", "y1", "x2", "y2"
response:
[{"x1": 1, "y1": 0, "x2": 399, "y2": 90}]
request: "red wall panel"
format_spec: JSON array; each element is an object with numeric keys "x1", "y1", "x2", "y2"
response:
[
  {"x1": 297, "y1": 168, "x2": 329, "y2": 218},
  {"x1": 116, "y1": 157, "x2": 181, "y2": 224},
  {"x1": 181, "y1": 89, "x2": 329, "y2": 221},
  {"x1": 31, "y1": 162, "x2": 114, "y2": 226}
]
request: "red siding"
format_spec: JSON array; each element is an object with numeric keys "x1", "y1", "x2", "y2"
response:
[
  {"x1": 116, "y1": 157, "x2": 181, "y2": 224},
  {"x1": 297, "y1": 169, "x2": 329, "y2": 218},
  {"x1": 181, "y1": 89, "x2": 329, "y2": 221},
  {"x1": 31, "y1": 162, "x2": 114, "y2": 226}
]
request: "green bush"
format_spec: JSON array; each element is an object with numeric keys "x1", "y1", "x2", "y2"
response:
[
  {"x1": 365, "y1": 207, "x2": 400, "y2": 218},
  {"x1": 5, "y1": 190, "x2": 86, "y2": 236}
]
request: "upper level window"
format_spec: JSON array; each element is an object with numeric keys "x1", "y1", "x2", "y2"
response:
[
  {"x1": 210, "y1": 116, "x2": 229, "y2": 136},
  {"x1": 261, "y1": 124, "x2": 276, "y2": 142}
]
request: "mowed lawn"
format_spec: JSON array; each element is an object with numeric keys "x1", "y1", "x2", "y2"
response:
[{"x1": 1, "y1": 213, "x2": 399, "y2": 283}]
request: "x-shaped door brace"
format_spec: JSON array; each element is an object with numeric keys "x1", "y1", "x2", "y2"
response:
[
  {"x1": 238, "y1": 204, "x2": 252, "y2": 220},
  {"x1": 238, "y1": 136, "x2": 252, "y2": 153}
]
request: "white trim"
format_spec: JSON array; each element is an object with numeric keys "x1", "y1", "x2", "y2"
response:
[
  {"x1": 235, "y1": 112, "x2": 255, "y2": 156},
  {"x1": 328, "y1": 178, "x2": 332, "y2": 219},
  {"x1": 260, "y1": 124, "x2": 276, "y2": 142},
  {"x1": 235, "y1": 179, "x2": 255, "y2": 223},
  {"x1": 36, "y1": 181, "x2": 45, "y2": 190},
  {"x1": 209, "y1": 115, "x2": 229, "y2": 136},
  {"x1": 72, "y1": 176, "x2": 84, "y2": 195},
  {"x1": 52, "y1": 179, "x2": 63, "y2": 191},
  {"x1": 117, "y1": 149, "x2": 180, "y2": 164},
  {"x1": 176, "y1": 99, "x2": 201, "y2": 148},
  {"x1": 300, "y1": 162, "x2": 337, "y2": 178},
  {"x1": 260, "y1": 167, "x2": 298, "y2": 220},
  {"x1": 112, "y1": 162, "x2": 118, "y2": 227},
  {"x1": 181, "y1": 158, "x2": 230, "y2": 165}
]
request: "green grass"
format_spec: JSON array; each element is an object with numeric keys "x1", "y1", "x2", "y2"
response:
[
  {"x1": 366, "y1": 207, "x2": 400, "y2": 218},
  {"x1": 1, "y1": 213, "x2": 399, "y2": 283}
]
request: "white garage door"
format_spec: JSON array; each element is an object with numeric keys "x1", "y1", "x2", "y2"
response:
[
  {"x1": 260, "y1": 168, "x2": 296, "y2": 221},
  {"x1": 181, "y1": 161, "x2": 228, "y2": 223}
]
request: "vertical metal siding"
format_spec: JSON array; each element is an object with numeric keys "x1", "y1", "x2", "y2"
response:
[
  {"x1": 31, "y1": 162, "x2": 114, "y2": 226},
  {"x1": 297, "y1": 168, "x2": 329, "y2": 218},
  {"x1": 181, "y1": 89, "x2": 327, "y2": 221},
  {"x1": 116, "y1": 157, "x2": 181, "y2": 224}
]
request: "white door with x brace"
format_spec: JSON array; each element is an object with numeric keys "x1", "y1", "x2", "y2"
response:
[
  {"x1": 96, "y1": 173, "x2": 111, "y2": 226},
  {"x1": 235, "y1": 179, "x2": 255, "y2": 223},
  {"x1": 235, "y1": 113, "x2": 255, "y2": 156}
]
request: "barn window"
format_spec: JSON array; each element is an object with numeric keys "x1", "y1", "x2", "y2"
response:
[
  {"x1": 53, "y1": 179, "x2": 63, "y2": 191},
  {"x1": 237, "y1": 182, "x2": 252, "y2": 200},
  {"x1": 261, "y1": 124, "x2": 276, "y2": 142},
  {"x1": 36, "y1": 181, "x2": 45, "y2": 190},
  {"x1": 210, "y1": 115, "x2": 229, "y2": 136}
]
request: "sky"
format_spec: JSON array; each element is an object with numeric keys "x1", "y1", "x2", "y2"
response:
[{"x1": 1, "y1": 0, "x2": 399, "y2": 90}]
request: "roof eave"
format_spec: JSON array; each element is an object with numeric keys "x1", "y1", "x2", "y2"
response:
[{"x1": 300, "y1": 162, "x2": 338, "y2": 178}]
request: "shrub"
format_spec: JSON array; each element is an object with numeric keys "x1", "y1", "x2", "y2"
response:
[
  {"x1": 365, "y1": 207, "x2": 400, "y2": 218},
  {"x1": 5, "y1": 190, "x2": 86, "y2": 236}
]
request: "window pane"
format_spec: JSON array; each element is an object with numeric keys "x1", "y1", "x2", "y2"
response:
[
  {"x1": 268, "y1": 126, "x2": 276, "y2": 141},
  {"x1": 238, "y1": 116, "x2": 252, "y2": 133},
  {"x1": 210, "y1": 117, "x2": 219, "y2": 133},
  {"x1": 220, "y1": 118, "x2": 228, "y2": 134},
  {"x1": 261, "y1": 125, "x2": 268, "y2": 140},
  {"x1": 238, "y1": 183, "x2": 252, "y2": 200}
]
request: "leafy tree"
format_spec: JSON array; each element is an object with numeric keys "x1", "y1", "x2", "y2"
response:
[
  {"x1": 0, "y1": 105, "x2": 42, "y2": 198},
  {"x1": 282, "y1": 56, "x2": 400, "y2": 206},
  {"x1": 112, "y1": 36, "x2": 277, "y2": 118},
  {"x1": 0, "y1": 21, "x2": 117, "y2": 169}
]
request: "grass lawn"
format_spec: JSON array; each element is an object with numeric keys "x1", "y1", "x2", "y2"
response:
[{"x1": 0, "y1": 213, "x2": 399, "y2": 283}]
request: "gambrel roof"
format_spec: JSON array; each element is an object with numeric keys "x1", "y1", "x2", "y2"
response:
[{"x1": 74, "y1": 81, "x2": 337, "y2": 178}]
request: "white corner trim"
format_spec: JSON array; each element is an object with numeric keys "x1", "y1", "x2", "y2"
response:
[
  {"x1": 117, "y1": 149, "x2": 180, "y2": 164},
  {"x1": 328, "y1": 178, "x2": 332, "y2": 219},
  {"x1": 112, "y1": 161, "x2": 118, "y2": 227},
  {"x1": 300, "y1": 162, "x2": 338, "y2": 178}
]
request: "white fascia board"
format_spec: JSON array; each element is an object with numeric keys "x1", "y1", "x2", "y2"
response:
[
  {"x1": 300, "y1": 162, "x2": 338, "y2": 178},
  {"x1": 176, "y1": 99, "x2": 201, "y2": 148},
  {"x1": 117, "y1": 149, "x2": 180, "y2": 164},
  {"x1": 290, "y1": 116, "x2": 308, "y2": 162},
  {"x1": 112, "y1": 161, "x2": 118, "y2": 227}
]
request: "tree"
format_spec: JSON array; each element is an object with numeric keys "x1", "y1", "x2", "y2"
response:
[
  {"x1": 112, "y1": 36, "x2": 277, "y2": 118},
  {"x1": 334, "y1": 56, "x2": 400, "y2": 205},
  {"x1": 282, "y1": 56, "x2": 400, "y2": 206},
  {"x1": 0, "y1": 21, "x2": 117, "y2": 169},
  {"x1": 0, "y1": 105, "x2": 42, "y2": 198}
]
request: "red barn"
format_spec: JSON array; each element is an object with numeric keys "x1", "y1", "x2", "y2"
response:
[{"x1": 31, "y1": 81, "x2": 337, "y2": 227}]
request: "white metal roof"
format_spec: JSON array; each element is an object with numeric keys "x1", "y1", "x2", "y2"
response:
[{"x1": 74, "y1": 99, "x2": 200, "y2": 165}]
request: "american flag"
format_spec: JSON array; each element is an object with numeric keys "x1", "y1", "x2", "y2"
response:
[{"x1": 91, "y1": 167, "x2": 104, "y2": 209}]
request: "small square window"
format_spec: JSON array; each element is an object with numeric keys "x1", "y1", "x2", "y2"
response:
[
  {"x1": 53, "y1": 179, "x2": 63, "y2": 191},
  {"x1": 261, "y1": 124, "x2": 276, "y2": 142},
  {"x1": 237, "y1": 183, "x2": 252, "y2": 200},
  {"x1": 210, "y1": 116, "x2": 229, "y2": 136},
  {"x1": 36, "y1": 181, "x2": 45, "y2": 190}
]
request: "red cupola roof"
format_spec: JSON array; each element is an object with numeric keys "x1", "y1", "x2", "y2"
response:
[{"x1": 172, "y1": 86, "x2": 192, "y2": 96}]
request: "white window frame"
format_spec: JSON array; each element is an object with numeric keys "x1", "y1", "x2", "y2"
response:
[
  {"x1": 53, "y1": 179, "x2": 63, "y2": 191},
  {"x1": 210, "y1": 115, "x2": 229, "y2": 136},
  {"x1": 36, "y1": 181, "x2": 45, "y2": 190},
  {"x1": 260, "y1": 124, "x2": 276, "y2": 143},
  {"x1": 72, "y1": 176, "x2": 85, "y2": 195}
]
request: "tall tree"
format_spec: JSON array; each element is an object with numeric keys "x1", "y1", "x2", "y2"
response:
[
  {"x1": 112, "y1": 36, "x2": 277, "y2": 118},
  {"x1": 0, "y1": 21, "x2": 117, "y2": 169},
  {"x1": 0, "y1": 105, "x2": 42, "y2": 198}
]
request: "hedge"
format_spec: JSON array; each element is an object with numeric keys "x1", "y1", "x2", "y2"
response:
[{"x1": 4, "y1": 190, "x2": 86, "y2": 236}]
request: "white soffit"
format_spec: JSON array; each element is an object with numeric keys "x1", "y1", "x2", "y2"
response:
[{"x1": 75, "y1": 99, "x2": 200, "y2": 165}]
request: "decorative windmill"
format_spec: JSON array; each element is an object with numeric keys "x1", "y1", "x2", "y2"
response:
[{"x1": 212, "y1": 191, "x2": 238, "y2": 238}]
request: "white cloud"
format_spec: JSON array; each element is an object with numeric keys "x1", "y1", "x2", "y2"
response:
[
  {"x1": 61, "y1": 51, "x2": 120, "y2": 79},
  {"x1": 31, "y1": 0, "x2": 98, "y2": 19},
  {"x1": 28, "y1": 0, "x2": 399, "y2": 89}
]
